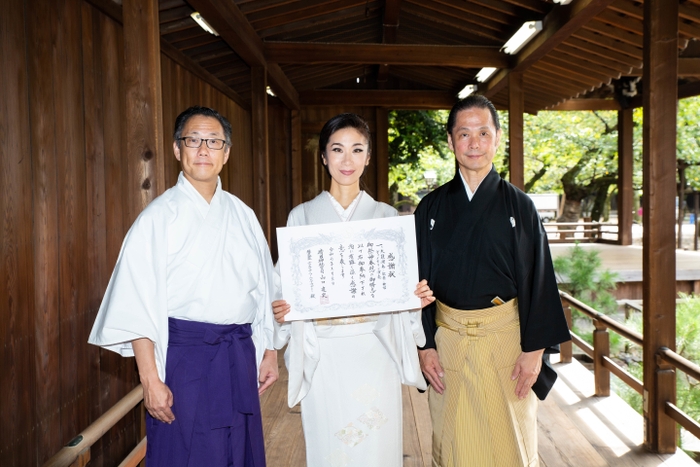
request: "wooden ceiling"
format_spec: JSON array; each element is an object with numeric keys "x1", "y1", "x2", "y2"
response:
[{"x1": 155, "y1": 0, "x2": 700, "y2": 113}]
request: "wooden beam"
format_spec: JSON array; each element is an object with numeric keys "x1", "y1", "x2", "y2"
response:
[
  {"x1": 123, "y1": 0, "x2": 164, "y2": 216},
  {"x1": 267, "y1": 63, "x2": 300, "y2": 110},
  {"x1": 548, "y1": 99, "x2": 621, "y2": 111},
  {"x1": 679, "y1": 58, "x2": 700, "y2": 77},
  {"x1": 264, "y1": 42, "x2": 508, "y2": 68},
  {"x1": 251, "y1": 67, "x2": 270, "y2": 239},
  {"x1": 617, "y1": 108, "x2": 633, "y2": 246},
  {"x1": 509, "y1": 72, "x2": 524, "y2": 190},
  {"x1": 642, "y1": 0, "x2": 678, "y2": 454},
  {"x1": 483, "y1": 0, "x2": 616, "y2": 99},
  {"x1": 299, "y1": 90, "x2": 455, "y2": 109},
  {"x1": 375, "y1": 108, "x2": 390, "y2": 203},
  {"x1": 188, "y1": 0, "x2": 299, "y2": 111}
]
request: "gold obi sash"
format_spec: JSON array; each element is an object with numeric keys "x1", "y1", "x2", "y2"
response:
[{"x1": 435, "y1": 298, "x2": 519, "y2": 339}]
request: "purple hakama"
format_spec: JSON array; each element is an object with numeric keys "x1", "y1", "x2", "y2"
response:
[{"x1": 146, "y1": 318, "x2": 266, "y2": 467}]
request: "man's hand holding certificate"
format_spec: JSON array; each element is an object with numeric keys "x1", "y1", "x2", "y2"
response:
[{"x1": 276, "y1": 215, "x2": 421, "y2": 321}]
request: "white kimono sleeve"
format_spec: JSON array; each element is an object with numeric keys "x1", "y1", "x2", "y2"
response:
[
  {"x1": 246, "y1": 207, "x2": 277, "y2": 369},
  {"x1": 88, "y1": 207, "x2": 170, "y2": 382}
]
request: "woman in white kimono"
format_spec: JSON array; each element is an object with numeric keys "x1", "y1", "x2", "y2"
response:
[{"x1": 273, "y1": 113, "x2": 434, "y2": 467}]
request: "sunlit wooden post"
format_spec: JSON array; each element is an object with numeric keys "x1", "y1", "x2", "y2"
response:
[
  {"x1": 560, "y1": 305, "x2": 573, "y2": 363},
  {"x1": 593, "y1": 322, "x2": 610, "y2": 396},
  {"x1": 508, "y1": 72, "x2": 524, "y2": 191},
  {"x1": 618, "y1": 108, "x2": 634, "y2": 245},
  {"x1": 642, "y1": 0, "x2": 678, "y2": 453}
]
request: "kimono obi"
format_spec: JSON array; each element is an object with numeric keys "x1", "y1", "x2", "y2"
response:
[
  {"x1": 313, "y1": 313, "x2": 380, "y2": 326},
  {"x1": 435, "y1": 299, "x2": 519, "y2": 339}
]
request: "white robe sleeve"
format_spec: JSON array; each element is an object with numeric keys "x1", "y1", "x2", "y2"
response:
[
  {"x1": 246, "y1": 207, "x2": 277, "y2": 370},
  {"x1": 88, "y1": 206, "x2": 170, "y2": 382}
]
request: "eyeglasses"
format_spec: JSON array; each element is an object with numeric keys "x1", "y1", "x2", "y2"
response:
[{"x1": 178, "y1": 137, "x2": 227, "y2": 150}]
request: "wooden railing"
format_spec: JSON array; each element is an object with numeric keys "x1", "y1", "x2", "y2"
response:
[
  {"x1": 544, "y1": 221, "x2": 619, "y2": 244},
  {"x1": 559, "y1": 291, "x2": 700, "y2": 448},
  {"x1": 42, "y1": 385, "x2": 146, "y2": 467}
]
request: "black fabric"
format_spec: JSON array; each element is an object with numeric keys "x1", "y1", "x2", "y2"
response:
[{"x1": 414, "y1": 167, "x2": 571, "y2": 400}]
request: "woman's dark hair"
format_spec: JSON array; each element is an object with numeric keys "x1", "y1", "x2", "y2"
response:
[
  {"x1": 446, "y1": 95, "x2": 500, "y2": 135},
  {"x1": 173, "y1": 105, "x2": 233, "y2": 146},
  {"x1": 318, "y1": 113, "x2": 372, "y2": 163}
]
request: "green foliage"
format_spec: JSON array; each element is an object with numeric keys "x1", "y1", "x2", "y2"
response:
[
  {"x1": 553, "y1": 244, "x2": 619, "y2": 344},
  {"x1": 553, "y1": 244, "x2": 619, "y2": 314},
  {"x1": 387, "y1": 110, "x2": 454, "y2": 204},
  {"x1": 677, "y1": 97, "x2": 700, "y2": 192},
  {"x1": 621, "y1": 294, "x2": 700, "y2": 444}
]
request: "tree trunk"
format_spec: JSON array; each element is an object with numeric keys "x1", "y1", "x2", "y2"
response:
[{"x1": 557, "y1": 199, "x2": 582, "y2": 239}]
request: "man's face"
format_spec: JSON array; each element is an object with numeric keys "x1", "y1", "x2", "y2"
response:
[
  {"x1": 173, "y1": 115, "x2": 230, "y2": 187},
  {"x1": 448, "y1": 106, "x2": 501, "y2": 178}
]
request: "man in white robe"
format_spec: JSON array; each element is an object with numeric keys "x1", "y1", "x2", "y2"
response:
[{"x1": 89, "y1": 106, "x2": 277, "y2": 467}]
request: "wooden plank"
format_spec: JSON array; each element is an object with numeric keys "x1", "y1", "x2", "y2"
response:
[
  {"x1": 258, "y1": 3, "x2": 381, "y2": 39},
  {"x1": 0, "y1": 0, "x2": 37, "y2": 464},
  {"x1": 160, "y1": 39, "x2": 249, "y2": 110},
  {"x1": 617, "y1": 108, "x2": 633, "y2": 245},
  {"x1": 251, "y1": 67, "x2": 270, "y2": 240},
  {"x1": 250, "y1": 0, "x2": 368, "y2": 30},
  {"x1": 300, "y1": 90, "x2": 455, "y2": 109},
  {"x1": 642, "y1": 0, "x2": 679, "y2": 453},
  {"x1": 123, "y1": 0, "x2": 165, "y2": 218},
  {"x1": 537, "y1": 397, "x2": 609, "y2": 466},
  {"x1": 27, "y1": 0, "x2": 62, "y2": 460},
  {"x1": 291, "y1": 110, "x2": 303, "y2": 207},
  {"x1": 483, "y1": 0, "x2": 617, "y2": 99},
  {"x1": 509, "y1": 72, "x2": 524, "y2": 190},
  {"x1": 264, "y1": 42, "x2": 508, "y2": 68},
  {"x1": 53, "y1": 0, "x2": 90, "y2": 445}
]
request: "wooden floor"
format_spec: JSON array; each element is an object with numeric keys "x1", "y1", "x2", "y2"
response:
[
  {"x1": 260, "y1": 352, "x2": 698, "y2": 466},
  {"x1": 549, "y1": 243, "x2": 700, "y2": 283}
]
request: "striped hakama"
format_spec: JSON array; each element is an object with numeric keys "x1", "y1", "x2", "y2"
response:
[{"x1": 429, "y1": 299, "x2": 538, "y2": 467}]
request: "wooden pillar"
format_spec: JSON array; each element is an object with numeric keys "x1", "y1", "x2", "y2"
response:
[
  {"x1": 618, "y1": 108, "x2": 634, "y2": 245},
  {"x1": 252, "y1": 66, "x2": 270, "y2": 239},
  {"x1": 642, "y1": 0, "x2": 678, "y2": 453},
  {"x1": 508, "y1": 72, "x2": 524, "y2": 190},
  {"x1": 375, "y1": 107, "x2": 390, "y2": 204},
  {"x1": 123, "y1": 0, "x2": 164, "y2": 219},
  {"x1": 291, "y1": 109, "x2": 303, "y2": 208}
]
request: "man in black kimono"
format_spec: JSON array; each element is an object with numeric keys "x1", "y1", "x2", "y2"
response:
[{"x1": 415, "y1": 95, "x2": 570, "y2": 467}]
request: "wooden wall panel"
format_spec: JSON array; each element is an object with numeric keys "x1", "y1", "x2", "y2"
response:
[
  {"x1": 27, "y1": 0, "x2": 63, "y2": 459},
  {"x1": 268, "y1": 98, "x2": 292, "y2": 261},
  {"x1": 0, "y1": 0, "x2": 37, "y2": 465}
]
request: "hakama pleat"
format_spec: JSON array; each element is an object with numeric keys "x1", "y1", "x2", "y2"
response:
[
  {"x1": 301, "y1": 321, "x2": 403, "y2": 467},
  {"x1": 146, "y1": 318, "x2": 266, "y2": 467},
  {"x1": 429, "y1": 300, "x2": 538, "y2": 467}
]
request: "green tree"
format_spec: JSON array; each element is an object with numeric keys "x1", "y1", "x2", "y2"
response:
[{"x1": 387, "y1": 110, "x2": 452, "y2": 206}]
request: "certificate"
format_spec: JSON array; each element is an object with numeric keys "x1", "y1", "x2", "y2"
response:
[{"x1": 276, "y1": 215, "x2": 420, "y2": 321}]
